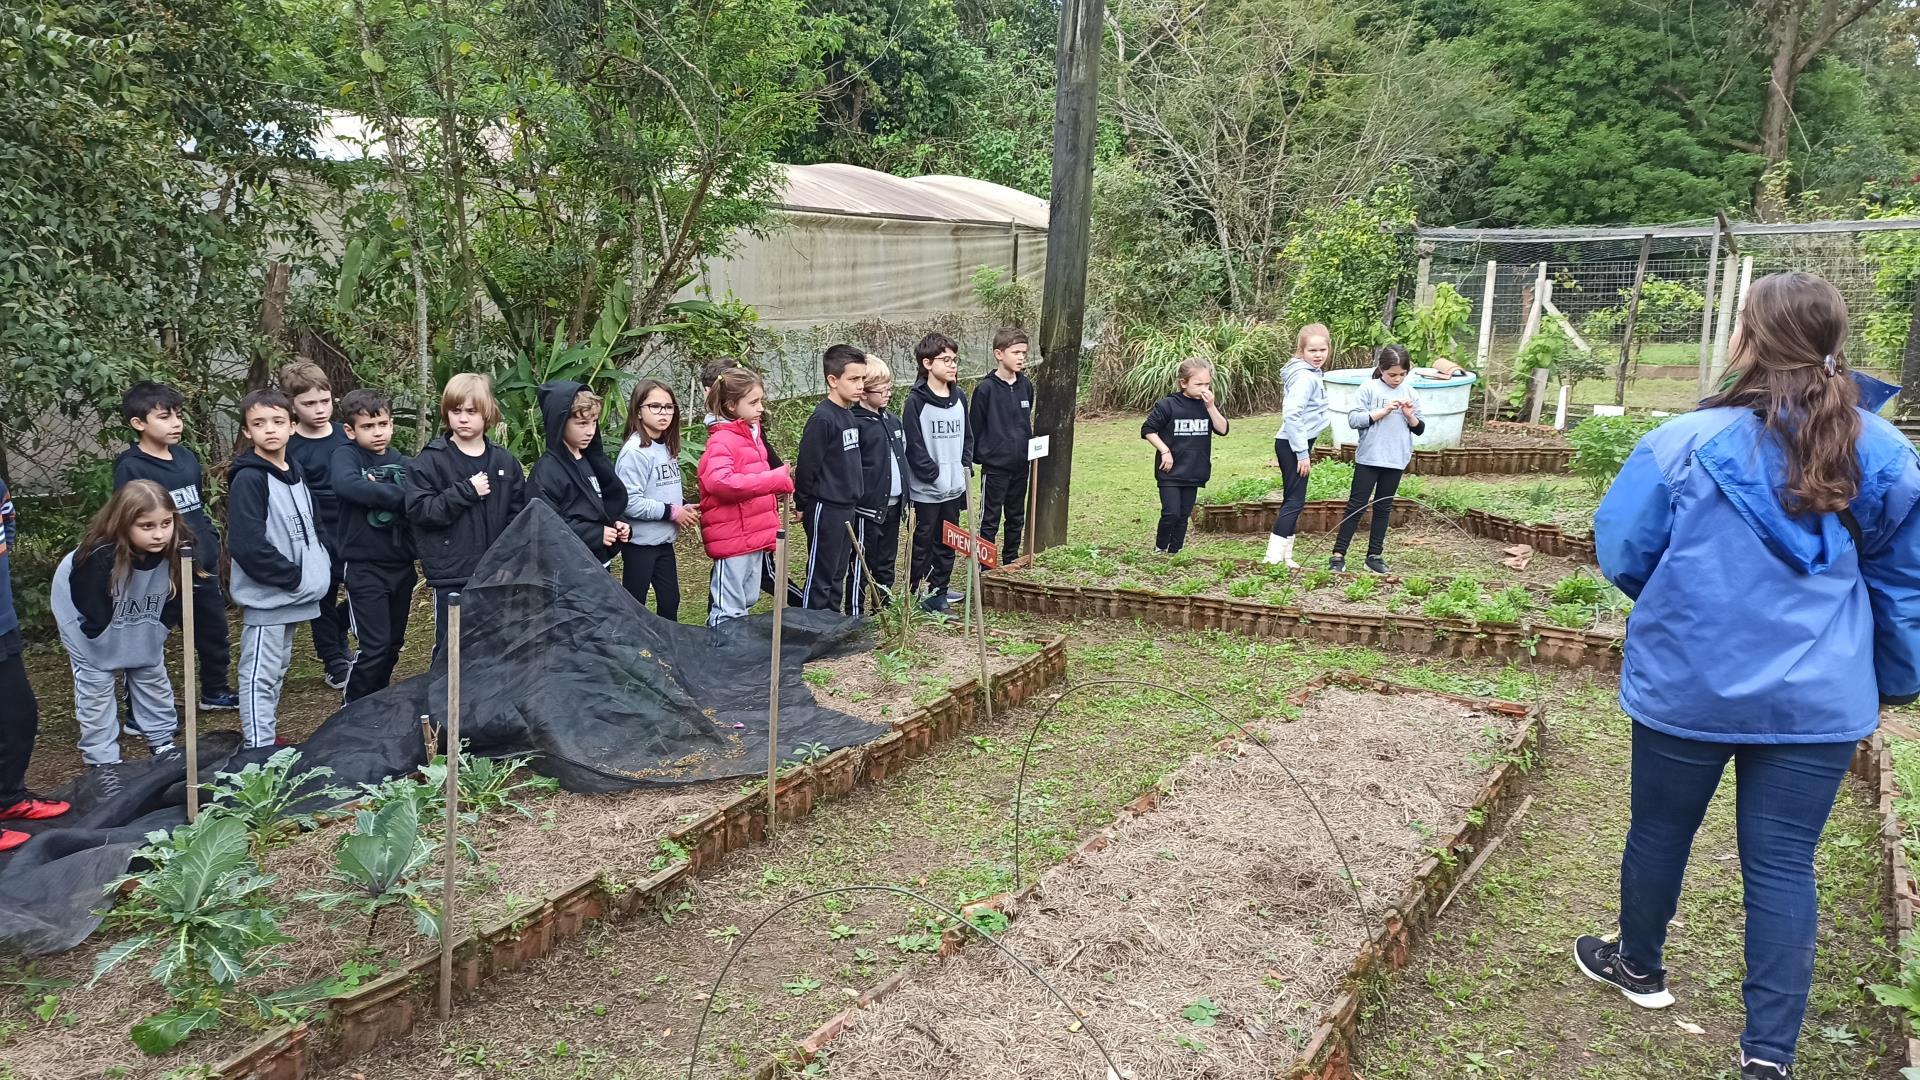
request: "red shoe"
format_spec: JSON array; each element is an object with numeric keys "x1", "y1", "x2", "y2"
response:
[
  {"x1": 0, "y1": 798, "x2": 71, "y2": 822},
  {"x1": 0, "y1": 829, "x2": 29, "y2": 853}
]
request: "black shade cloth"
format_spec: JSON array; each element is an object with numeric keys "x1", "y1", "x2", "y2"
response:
[{"x1": 0, "y1": 500, "x2": 872, "y2": 955}]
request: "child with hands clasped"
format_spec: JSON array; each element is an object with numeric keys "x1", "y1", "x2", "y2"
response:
[
  {"x1": 1266, "y1": 323, "x2": 1331, "y2": 567},
  {"x1": 699, "y1": 368, "x2": 794, "y2": 625},
  {"x1": 329, "y1": 389, "x2": 416, "y2": 703},
  {"x1": 1141, "y1": 358, "x2": 1229, "y2": 554},
  {"x1": 52, "y1": 480, "x2": 186, "y2": 769},
  {"x1": 1331, "y1": 344, "x2": 1424, "y2": 573},
  {"x1": 281, "y1": 362, "x2": 355, "y2": 689},
  {"x1": 616, "y1": 380, "x2": 696, "y2": 620},
  {"x1": 530, "y1": 381, "x2": 630, "y2": 565}
]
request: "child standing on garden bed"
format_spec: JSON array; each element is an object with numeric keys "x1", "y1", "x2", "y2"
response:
[
  {"x1": 699, "y1": 368, "x2": 793, "y2": 625},
  {"x1": 1141, "y1": 358, "x2": 1229, "y2": 555},
  {"x1": 970, "y1": 327, "x2": 1035, "y2": 563},
  {"x1": 617, "y1": 379, "x2": 695, "y2": 621},
  {"x1": 1331, "y1": 344, "x2": 1424, "y2": 574},
  {"x1": 52, "y1": 480, "x2": 184, "y2": 770},
  {"x1": 1266, "y1": 324, "x2": 1330, "y2": 568}
]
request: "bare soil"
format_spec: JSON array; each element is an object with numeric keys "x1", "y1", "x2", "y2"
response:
[
  {"x1": 1460, "y1": 428, "x2": 1569, "y2": 450},
  {"x1": 824, "y1": 687, "x2": 1524, "y2": 1080}
]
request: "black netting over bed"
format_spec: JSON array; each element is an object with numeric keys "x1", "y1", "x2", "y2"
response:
[{"x1": 0, "y1": 500, "x2": 873, "y2": 955}]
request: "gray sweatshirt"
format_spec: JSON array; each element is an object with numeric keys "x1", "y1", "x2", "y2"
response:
[
  {"x1": 1277, "y1": 357, "x2": 1329, "y2": 454},
  {"x1": 1347, "y1": 378, "x2": 1424, "y2": 470},
  {"x1": 226, "y1": 451, "x2": 331, "y2": 625},
  {"x1": 616, "y1": 434, "x2": 685, "y2": 547},
  {"x1": 51, "y1": 548, "x2": 174, "y2": 671}
]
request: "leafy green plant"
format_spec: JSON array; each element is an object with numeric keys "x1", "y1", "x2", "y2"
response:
[
  {"x1": 1342, "y1": 577, "x2": 1379, "y2": 602},
  {"x1": 1547, "y1": 602, "x2": 1594, "y2": 628},
  {"x1": 1180, "y1": 997, "x2": 1223, "y2": 1027},
  {"x1": 1507, "y1": 321, "x2": 1572, "y2": 410},
  {"x1": 1549, "y1": 572, "x2": 1607, "y2": 606},
  {"x1": 1581, "y1": 278, "x2": 1705, "y2": 366},
  {"x1": 421, "y1": 750, "x2": 559, "y2": 821},
  {"x1": 1198, "y1": 474, "x2": 1284, "y2": 506},
  {"x1": 297, "y1": 797, "x2": 440, "y2": 940},
  {"x1": 1568, "y1": 414, "x2": 1665, "y2": 494},
  {"x1": 1391, "y1": 282, "x2": 1472, "y2": 368},
  {"x1": 1474, "y1": 586, "x2": 1532, "y2": 625},
  {"x1": 1301, "y1": 569, "x2": 1335, "y2": 591},
  {"x1": 1166, "y1": 576, "x2": 1208, "y2": 595},
  {"x1": 1401, "y1": 577, "x2": 1436, "y2": 598},
  {"x1": 203, "y1": 749, "x2": 351, "y2": 852},
  {"x1": 1227, "y1": 578, "x2": 1260, "y2": 598},
  {"x1": 1114, "y1": 316, "x2": 1291, "y2": 411}
]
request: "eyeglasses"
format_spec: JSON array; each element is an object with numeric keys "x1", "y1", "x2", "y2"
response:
[{"x1": 640, "y1": 403, "x2": 676, "y2": 413}]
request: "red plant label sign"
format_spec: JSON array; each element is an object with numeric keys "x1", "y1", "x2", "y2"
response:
[{"x1": 941, "y1": 521, "x2": 1000, "y2": 568}]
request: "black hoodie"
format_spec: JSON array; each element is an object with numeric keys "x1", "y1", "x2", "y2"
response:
[
  {"x1": 794, "y1": 397, "x2": 864, "y2": 509},
  {"x1": 329, "y1": 441, "x2": 414, "y2": 564},
  {"x1": 969, "y1": 370, "x2": 1034, "y2": 470},
  {"x1": 852, "y1": 403, "x2": 908, "y2": 518},
  {"x1": 529, "y1": 380, "x2": 628, "y2": 563},
  {"x1": 406, "y1": 433, "x2": 528, "y2": 588}
]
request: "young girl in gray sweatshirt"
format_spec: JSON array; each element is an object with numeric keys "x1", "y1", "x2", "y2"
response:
[
  {"x1": 1332, "y1": 344, "x2": 1424, "y2": 574},
  {"x1": 617, "y1": 379, "x2": 696, "y2": 620}
]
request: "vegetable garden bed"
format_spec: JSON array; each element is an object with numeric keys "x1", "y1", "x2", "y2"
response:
[
  {"x1": 1192, "y1": 498, "x2": 1598, "y2": 562},
  {"x1": 787, "y1": 674, "x2": 1542, "y2": 1080},
  {"x1": 1327, "y1": 443, "x2": 1572, "y2": 476}
]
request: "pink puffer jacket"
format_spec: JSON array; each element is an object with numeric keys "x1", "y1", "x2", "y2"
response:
[{"x1": 697, "y1": 419, "x2": 793, "y2": 558}]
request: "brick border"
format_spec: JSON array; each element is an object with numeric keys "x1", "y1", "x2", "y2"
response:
[
  {"x1": 1191, "y1": 498, "x2": 1597, "y2": 563},
  {"x1": 982, "y1": 569, "x2": 1621, "y2": 673},
  {"x1": 1328, "y1": 443, "x2": 1572, "y2": 476},
  {"x1": 1858, "y1": 732, "x2": 1920, "y2": 1068},
  {"x1": 766, "y1": 673, "x2": 1544, "y2": 1080},
  {"x1": 211, "y1": 635, "x2": 1069, "y2": 1080}
]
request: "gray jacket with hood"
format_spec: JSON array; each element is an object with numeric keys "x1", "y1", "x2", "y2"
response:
[
  {"x1": 226, "y1": 449, "x2": 331, "y2": 624},
  {"x1": 1277, "y1": 357, "x2": 1329, "y2": 454}
]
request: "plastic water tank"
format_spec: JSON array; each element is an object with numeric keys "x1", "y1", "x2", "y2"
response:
[{"x1": 1322, "y1": 368, "x2": 1480, "y2": 451}]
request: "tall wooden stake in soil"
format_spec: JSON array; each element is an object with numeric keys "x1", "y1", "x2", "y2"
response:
[
  {"x1": 968, "y1": 483, "x2": 993, "y2": 726},
  {"x1": 438, "y1": 592, "x2": 463, "y2": 1020},
  {"x1": 1613, "y1": 234, "x2": 1653, "y2": 407},
  {"x1": 767, "y1": 497, "x2": 789, "y2": 837},
  {"x1": 1030, "y1": 0, "x2": 1102, "y2": 551},
  {"x1": 180, "y1": 546, "x2": 199, "y2": 823}
]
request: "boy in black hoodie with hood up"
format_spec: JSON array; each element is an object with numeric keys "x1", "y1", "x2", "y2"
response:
[
  {"x1": 407, "y1": 373, "x2": 527, "y2": 660},
  {"x1": 530, "y1": 380, "x2": 630, "y2": 565}
]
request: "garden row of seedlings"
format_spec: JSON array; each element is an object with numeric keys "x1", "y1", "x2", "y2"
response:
[
  {"x1": 1190, "y1": 498, "x2": 1598, "y2": 563},
  {"x1": 765, "y1": 673, "x2": 1545, "y2": 1080},
  {"x1": 60, "y1": 630, "x2": 1067, "y2": 1076}
]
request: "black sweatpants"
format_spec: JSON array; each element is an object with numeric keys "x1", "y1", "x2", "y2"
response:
[
  {"x1": 343, "y1": 560, "x2": 416, "y2": 703},
  {"x1": 0, "y1": 640, "x2": 37, "y2": 805},
  {"x1": 910, "y1": 497, "x2": 964, "y2": 596},
  {"x1": 191, "y1": 568, "x2": 231, "y2": 693},
  {"x1": 310, "y1": 547, "x2": 352, "y2": 676},
  {"x1": 621, "y1": 541, "x2": 681, "y2": 621},
  {"x1": 980, "y1": 464, "x2": 1028, "y2": 563},
  {"x1": 1155, "y1": 482, "x2": 1198, "y2": 553},
  {"x1": 1333, "y1": 463, "x2": 1405, "y2": 559},
  {"x1": 860, "y1": 500, "x2": 904, "y2": 596},
  {"x1": 1271, "y1": 439, "x2": 1315, "y2": 538},
  {"x1": 803, "y1": 502, "x2": 858, "y2": 613}
]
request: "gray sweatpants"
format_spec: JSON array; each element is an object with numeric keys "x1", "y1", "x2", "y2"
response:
[
  {"x1": 71, "y1": 654, "x2": 175, "y2": 766},
  {"x1": 239, "y1": 622, "x2": 298, "y2": 748},
  {"x1": 708, "y1": 553, "x2": 764, "y2": 626}
]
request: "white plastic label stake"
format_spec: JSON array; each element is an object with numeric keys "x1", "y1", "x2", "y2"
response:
[
  {"x1": 1027, "y1": 435, "x2": 1050, "y2": 461},
  {"x1": 1592, "y1": 404, "x2": 1626, "y2": 417}
]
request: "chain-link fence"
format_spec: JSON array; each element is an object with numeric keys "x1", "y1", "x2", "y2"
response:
[{"x1": 1422, "y1": 219, "x2": 1920, "y2": 416}]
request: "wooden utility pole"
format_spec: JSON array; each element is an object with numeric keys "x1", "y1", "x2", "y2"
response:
[
  {"x1": 1030, "y1": 0, "x2": 1102, "y2": 552},
  {"x1": 1614, "y1": 234, "x2": 1653, "y2": 407}
]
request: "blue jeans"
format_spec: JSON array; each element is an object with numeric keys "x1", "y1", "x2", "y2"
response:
[{"x1": 1619, "y1": 721, "x2": 1856, "y2": 1064}]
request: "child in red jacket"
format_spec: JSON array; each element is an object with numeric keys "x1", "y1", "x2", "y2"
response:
[{"x1": 699, "y1": 368, "x2": 794, "y2": 625}]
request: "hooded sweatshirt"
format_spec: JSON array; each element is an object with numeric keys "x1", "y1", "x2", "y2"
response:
[
  {"x1": 969, "y1": 370, "x2": 1035, "y2": 470},
  {"x1": 853, "y1": 402, "x2": 908, "y2": 518},
  {"x1": 113, "y1": 443, "x2": 220, "y2": 557},
  {"x1": 1278, "y1": 357, "x2": 1329, "y2": 455},
  {"x1": 530, "y1": 380, "x2": 629, "y2": 563},
  {"x1": 329, "y1": 442, "x2": 414, "y2": 564},
  {"x1": 1347, "y1": 378, "x2": 1425, "y2": 470},
  {"x1": 51, "y1": 543, "x2": 180, "y2": 670},
  {"x1": 288, "y1": 422, "x2": 352, "y2": 541},
  {"x1": 1596, "y1": 371, "x2": 1920, "y2": 744},
  {"x1": 616, "y1": 433, "x2": 685, "y2": 548},
  {"x1": 226, "y1": 449, "x2": 331, "y2": 624},
  {"x1": 795, "y1": 397, "x2": 864, "y2": 509},
  {"x1": 903, "y1": 379, "x2": 972, "y2": 503},
  {"x1": 1141, "y1": 393, "x2": 1221, "y2": 486},
  {"x1": 405, "y1": 434, "x2": 528, "y2": 588}
]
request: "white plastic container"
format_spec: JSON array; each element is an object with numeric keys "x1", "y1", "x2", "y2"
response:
[{"x1": 1322, "y1": 369, "x2": 1480, "y2": 451}]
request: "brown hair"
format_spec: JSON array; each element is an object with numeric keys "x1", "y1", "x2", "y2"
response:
[
  {"x1": 279, "y1": 361, "x2": 332, "y2": 397},
  {"x1": 441, "y1": 373, "x2": 502, "y2": 429},
  {"x1": 1700, "y1": 271, "x2": 1860, "y2": 514},
  {"x1": 707, "y1": 367, "x2": 765, "y2": 421},
  {"x1": 78, "y1": 480, "x2": 184, "y2": 597},
  {"x1": 992, "y1": 327, "x2": 1029, "y2": 353},
  {"x1": 1176, "y1": 357, "x2": 1213, "y2": 387},
  {"x1": 569, "y1": 389, "x2": 601, "y2": 421},
  {"x1": 623, "y1": 378, "x2": 681, "y2": 456},
  {"x1": 1296, "y1": 323, "x2": 1331, "y2": 354},
  {"x1": 1372, "y1": 344, "x2": 1412, "y2": 377}
]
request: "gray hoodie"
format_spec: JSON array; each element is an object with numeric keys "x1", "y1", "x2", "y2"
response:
[
  {"x1": 226, "y1": 450, "x2": 330, "y2": 625},
  {"x1": 616, "y1": 434, "x2": 685, "y2": 547},
  {"x1": 1347, "y1": 378, "x2": 1424, "y2": 469},
  {"x1": 1277, "y1": 357, "x2": 1329, "y2": 454},
  {"x1": 51, "y1": 547, "x2": 174, "y2": 671}
]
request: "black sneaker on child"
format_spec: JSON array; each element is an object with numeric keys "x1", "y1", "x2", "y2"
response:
[
  {"x1": 1328, "y1": 553, "x2": 1346, "y2": 572},
  {"x1": 323, "y1": 665, "x2": 350, "y2": 691},
  {"x1": 1364, "y1": 555, "x2": 1389, "y2": 574},
  {"x1": 200, "y1": 689, "x2": 239, "y2": 711},
  {"x1": 1741, "y1": 1057, "x2": 1791, "y2": 1080},
  {"x1": 1573, "y1": 935, "x2": 1674, "y2": 1008}
]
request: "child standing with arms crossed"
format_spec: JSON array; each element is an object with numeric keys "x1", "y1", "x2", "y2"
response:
[
  {"x1": 617, "y1": 379, "x2": 695, "y2": 620},
  {"x1": 329, "y1": 389, "x2": 415, "y2": 702},
  {"x1": 1266, "y1": 324, "x2": 1331, "y2": 568},
  {"x1": 112, "y1": 382, "x2": 237, "y2": 710},
  {"x1": 796, "y1": 345, "x2": 868, "y2": 613},
  {"x1": 52, "y1": 480, "x2": 184, "y2": 770},
  {"x1": 408, "y1": 374, "x2": 528, "y2": 659},
  {"x1": 282, "y1": 362, "x2": 355, "y2": 689},
  {"x1": 227, "y1": 389, "x2": 331, "y2": 749},
  {"x1": 970, "y1": 328, "x2": 1035, "y2": 563},
  {"x1": 699, "y1": 368, "x2": 793, "y2": 625},
  {"x1": 1141, "y1": 359, "x2": 1229, "y2": 554},
  {"x1": 852, "y1": 356, "x2": 909, "y2": 605},
  {"x1": 1331, "y1": 345, "x2": 1424, "y2": 573},
  {"x1": 904, "y1": 333, "x2": 972, "y2": 614}
]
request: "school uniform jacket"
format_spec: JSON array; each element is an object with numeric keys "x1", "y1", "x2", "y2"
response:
[
  {"x1": 795, "y1": 398, "x2": 865, "y2": 509},
  {"x1": 698, "y1": 418, "x2": 793, "y2": 559},
  {"x1": 853, "y1": 404, "x2": 908, "y2": 519},
  {"x1": 969, "y1": 371, "x2": 1034, "y2": 471},
  {"x1": 529, "y1": 379, "x2": 628, "y2": 563},
  {"x1": 1141, "y1": 393, "x2": 1223, "y2": 487},
  {"x1": 329, "y1": 443, "x2": 415, "y2": 564},
  {"x1": 406, "y1": 435, "x2": 528, "y2": 588},
  {"x1": 226, "y1": 450, "x2": 331, "y2": 624},
  {"x1": 903, "y1": 380, "x2": 972, "y2": 503}
]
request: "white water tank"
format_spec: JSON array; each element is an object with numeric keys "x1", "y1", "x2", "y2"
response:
[{"x1": 1323, "y1": 369, "x2": 1480, "y2": 451}]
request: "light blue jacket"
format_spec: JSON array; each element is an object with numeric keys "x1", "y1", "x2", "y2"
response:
[{"x1": 1595, "y1": 374, "x2": 1920, "y2": 744}]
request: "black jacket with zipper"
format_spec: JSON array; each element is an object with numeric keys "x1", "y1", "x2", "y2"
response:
[
  {"x1": 852, "y1": 404, "x2": 908, "y2": 519},
  {"x1": 969, "y1": 370, "x2": 1034, "y2": 470},
  {"x1": 405, "y1": 434, "x2": 528, "y2": 587},
  {"x1": 330, "y1": 442, "x2": 415, "y2": 564},
  {"x1": 794, "y1": 397, "x2": 865, "y2": 510},
  {"x1": 529, "y1": 379, "x2": 628, "y2": 563}
]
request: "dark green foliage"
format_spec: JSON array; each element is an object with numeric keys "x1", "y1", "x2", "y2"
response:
[{"x1": 1568, "y1": 414, "x2": 1666, "y2": 494}]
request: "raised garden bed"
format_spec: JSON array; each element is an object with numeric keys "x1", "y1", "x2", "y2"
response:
[
  {"x1": 0, "y1": 630, "x2": 1067, "y2": 1080},
  {"x1": 1328, "y1": 443, "x2": 1572, "y2": 476},
  {"x1": 784, "y1": 674, "x2": 1542, "y2": 1079},
  {"x1": 1193, "y1": 498, "x2": 1598, "y2": 562},
  {"x1": 1867, "y1": 731, "x2": 1920, "y2": 1068}
]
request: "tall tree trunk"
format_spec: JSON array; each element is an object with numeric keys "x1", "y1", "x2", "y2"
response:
[
  {"x1": 1755, "y1": 2, "x2": 1803, "y2": 221},
  {"x1": 432, "y1": 0, "x2": 479, "y2": 352}
]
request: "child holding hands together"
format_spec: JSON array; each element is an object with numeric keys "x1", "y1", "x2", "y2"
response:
[{"x1": 1331, "y1": 344, "x2": 1424, "y2": 573}]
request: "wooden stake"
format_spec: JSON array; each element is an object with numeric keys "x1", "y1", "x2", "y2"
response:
[
  {"x1": 968, "y1": 483, "x2": 993, "y2": 726},
  {"x1": 1026, "y1": 458, "x2": 1040, "y2": 561},
  {"x1": 1614, "y1": 233, "x2": 1653, "y2": 407},
  {"x1": 1708, "y1": 250, "x2": 1740, "y2": 389},
  {"x1": 846, "y1": 521, "x2": 872, "y2": 616},
  {"x1": 438, "y1": 592, "x2": 462, "y2": 1021},
  {"x1": 179, "y1": 546, "x2": 199, "y2": 824},
  {"x1": 1475, "y1": 260, "x2": 1497, "y2": 425},
  {"x1": 767, "y1": 497, "x2": 789, "y2": 836},
  {"x1": 1695, "y1": 221, "x2": 1724, "y2": 396}
]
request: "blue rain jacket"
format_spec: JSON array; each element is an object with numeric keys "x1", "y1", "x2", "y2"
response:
[{"x1": 1595, "y1": 374, "x2": 1920, "y2": 744}]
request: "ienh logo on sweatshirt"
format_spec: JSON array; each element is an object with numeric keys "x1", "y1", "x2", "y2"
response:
[
  {"x1": 842, "y1": 428, "x2": 861, "y2": 450},
  {"x1": 1172, "y1": 418, "x2": 1211, "y2": 435}
]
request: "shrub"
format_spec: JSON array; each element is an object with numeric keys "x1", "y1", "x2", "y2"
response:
[
  {"x1": 1568, "y1": 414, "x2": 1665, "y2": 494},
  {"x1": 1549, "y1": 572, "x2": 1607, "y2": 606},
  {"x1": 1113, "y1": 317, "x2": 1290, "y2": 412}
]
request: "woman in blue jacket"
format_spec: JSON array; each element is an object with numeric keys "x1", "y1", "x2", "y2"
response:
[{"x1": 1578, "y1": 272, "x2": 1920, "y2": 1080}]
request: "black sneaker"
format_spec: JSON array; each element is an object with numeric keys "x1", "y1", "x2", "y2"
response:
[
  {"x1": 1741, "y1": 1057, "x2": 1791, "y2": 1080},
  {"x1": 200, "y1": 689, "x2": 239, "y2": 711},
  {"x1": 88, "y1": 764, "x2": 126, "y2": 803},
  {"x1": 1328, "y1": 553, "x2": 1346, "y2": 572},
  {"x1": 919, "y1": 593, "x2": 950, "y2": 616},
  {"x1": 323, "y1": 666, "x2": 350, "y2": 691},
  {"x1": 1574, "y1": 935, "x2": 1673, "y2": 1008},
  {"x1": 1364, "y1": 555, "x2": 1389, "y2": 574}
]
